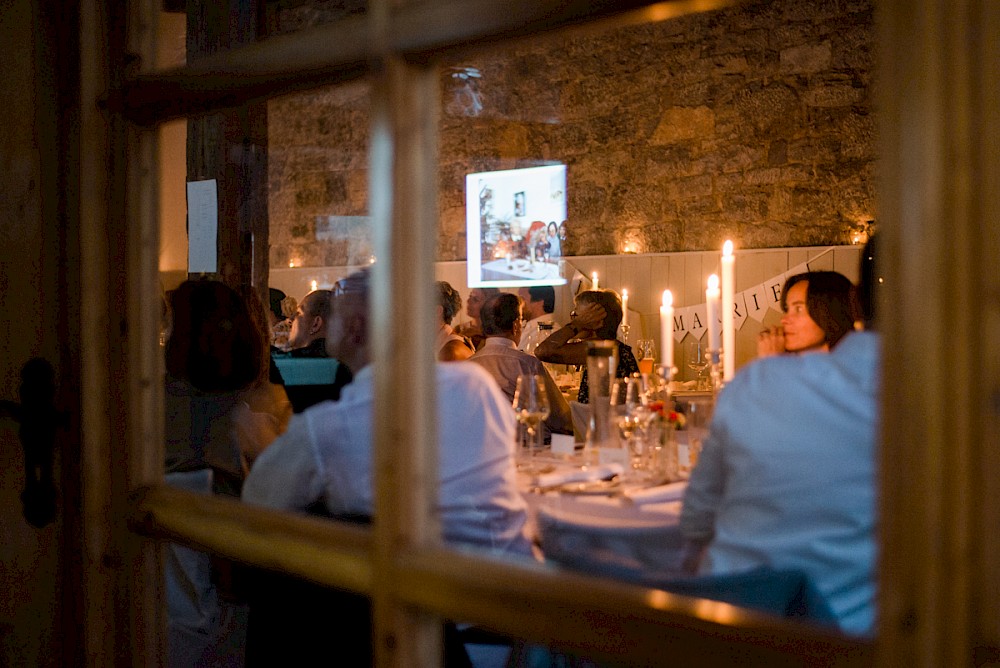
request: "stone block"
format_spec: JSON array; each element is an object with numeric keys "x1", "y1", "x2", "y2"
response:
[
  {"x1": 805, "y1": 83, "x2": 864, "y2": 107},
  {"x1": 780, "y1": 41, "x2": 832, "y2": 74},
  {"x1": 650, "y1": 106, "x2": 715, "y2": 145}
]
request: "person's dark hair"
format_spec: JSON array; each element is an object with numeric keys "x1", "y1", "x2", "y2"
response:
[
  {"x1": 436, "y1": 281, "x2": 463, "y2": 324},
  {"x1": 547, "y1": 221, "x2": 558, "y2": 236},
  {"x1": 481, "y1": 293, "x2": 523, "y2": 336},
  {"x1": 576, "y1": 289, "x2": 623, "y2": 339},
  {"x1": 779, "y1": 271, "x2": 857, "y2": 348},
  {"x1": 165, "y1": 280, "x2": 264, "y2": 393},
  {"x1": 303, "y1": 289, "x2": 333, "y2": 320},
  {"x1": 527, "y1": 285, "x2": 556, "y2": 314},
  {"x1": 858, "y1": 233, "x2": 880, "y2": 329},
  {"x1": 268, "y1": 287, "x2": 287, "y2": 322},
  {"x1": 235, "y1": 285, "x2": 276, "y2": 386}
]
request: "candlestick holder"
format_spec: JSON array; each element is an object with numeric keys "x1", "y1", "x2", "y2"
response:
[
  {"x1": 619, "y1": 323, "x2": 630, "y2": 343},
  {"x1": 708, "y1": 349, "x2": 723, "y2": 394},
  {"x1": 657, "y1": 363, "x2": 677, "y2": 401}
]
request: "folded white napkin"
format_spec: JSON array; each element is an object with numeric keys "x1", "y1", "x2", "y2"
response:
[
  {"x1": 533, "y1": 463, "x2": 624, "y2": 489},
  {"x1": 622, "y1": 481, "x2": 687, "y2": 505}
]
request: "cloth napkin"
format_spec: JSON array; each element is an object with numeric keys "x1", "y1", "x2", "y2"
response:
[
  {"x1": 532, "y1": 463, "x2": 624, "y2": 489},
  {"x1": 622, "y1": 481, "x2": 687, "y2": 505}
]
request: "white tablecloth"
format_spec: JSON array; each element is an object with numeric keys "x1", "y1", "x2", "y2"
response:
[{"x1": 519, "y1": 457, "x2": 687, "y2": 576}]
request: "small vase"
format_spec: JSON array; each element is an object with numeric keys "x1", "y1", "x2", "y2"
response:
[{"x1": 645, "y1": 421, "x2": 679, "y2": 483}]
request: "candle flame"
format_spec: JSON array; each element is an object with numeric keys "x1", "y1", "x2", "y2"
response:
[
  {"x1": 723, "y1": 239, "x2": 734, "y2": 256},
  {"x1": 310, "y1": 280, "x2": 318, "y2": 292},
  {"x1": 662, "y1": 289, "x2": 673, "y2": 307},
  {"x1": 708, "y1": 274, "x2": 719, "y2": 290},
  {"x1": 622, "y1": 288, "x2": 628, "y2": 298}
]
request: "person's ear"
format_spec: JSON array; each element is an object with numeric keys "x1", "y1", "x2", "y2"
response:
[{"x1": 309, "y1": 314, "x2": 324, "y2": 336}]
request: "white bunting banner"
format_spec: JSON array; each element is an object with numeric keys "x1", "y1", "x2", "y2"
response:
[
  {"x1": 672, "y1": 304, "x2": 707, "y2": 342},
  {"x1": 732, "y1": 291, "x2": 749, "y2": 332},
  {"x1": 662, "y1": 251, "x2": 838, "y2": 341},
  {"x1": 763, "y1": 274, "x2": 787, "y2": 313},
  {"x1": 744, "y1": 283, "x2": 770, "y2": 322}
]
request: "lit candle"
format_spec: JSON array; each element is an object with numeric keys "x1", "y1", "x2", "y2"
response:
[
  {"x1": 592, "y1": 272, "x2": 599, "y2": 290},
  {"x1": 660, "y1": 290, "x2": 674, "y2": 378},
  {"x1": 721, "y1": 240, "x2": 735, "y2": 381},
  {"x1": 621, "y1": 289, "x2": 629, "y2": 328},
  {"x1": 310, "y1": 279, "x2": 318, "y2": 292},
  {"x1": 706, "y1": 274, "x2": 721, "y2": 353}
]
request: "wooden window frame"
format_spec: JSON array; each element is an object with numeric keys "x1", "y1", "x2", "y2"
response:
[{"x1": 80, "y1": 0, "x2": 1000, "y2": 663}]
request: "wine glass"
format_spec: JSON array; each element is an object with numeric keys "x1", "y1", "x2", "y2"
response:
[
  {"x1": 685, "y1": 338, "x2": 710, "y2": 390},
  {"x1": 611, "y1": 375, "x2": 650, "y2": 478},
  {"x1": 513, "y1": 374, "x2": 550, "y2": 471},
  {"x1": 636, "y1": 339, "x2": 655, "y2": 376}
]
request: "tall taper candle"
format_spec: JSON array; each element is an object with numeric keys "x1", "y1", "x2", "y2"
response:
[
  {"x1": 592, "y1": 272, "x2": 599, "y2": 290},
  {"x1": 621, "y1": 289, "x2": 629, "y2": 328},
  {"x1": 706, "y1": 274, "x2": 721, "y2": 353},
  {"x1": 721, "y1": 240, "x2": 735, "y2": 380},
  {"x1": 660, "y1": 290, "x2": 673, "y2": 377}
]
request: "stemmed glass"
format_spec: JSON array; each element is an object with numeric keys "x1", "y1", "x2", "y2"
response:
[
  {"x1": 612, "y1": 375, "x2": 655, "y2": 478},
  {"x1": 636, "y1": 339, "x2": 655, "y2": 376},
  {"x1": 513, "y1": 374, "x2": 550, "y2": 471},
  {"x1": 685, "y1": 338, "x2": 710, "y2": 390}
]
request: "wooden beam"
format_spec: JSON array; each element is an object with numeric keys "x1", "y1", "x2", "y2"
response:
[
  {"x1": 113, "y1": 0, "x2": 736, "y2": 125},
  {"x1": 127, "y1": 485, "x2": 874, "y2": 666}
]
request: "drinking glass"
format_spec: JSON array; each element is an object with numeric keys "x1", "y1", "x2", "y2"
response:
[
  {"x1": 684, "y1": 338, "x2": 710, "y2": 390},
  {"x1": 679, "y1": 396, "x2": 714, "y2": 476},
  {"x1": 636, "y1": 338, "x2": 655, "y2": 376},
  {"x1": 611, "y1": 375, "x2": 653, "y2": 478},
  {"x1": 513, "y1": 374, "x2": 550, "y2": 471}
]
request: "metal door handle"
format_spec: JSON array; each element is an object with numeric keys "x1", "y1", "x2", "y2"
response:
[{"x1": 0, "y1": 358, "x2": 66, "y2": 528}]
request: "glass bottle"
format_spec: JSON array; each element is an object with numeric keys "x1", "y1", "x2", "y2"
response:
[{"x1": 584, "y1": 340, "x2": 622, "y2": 466}]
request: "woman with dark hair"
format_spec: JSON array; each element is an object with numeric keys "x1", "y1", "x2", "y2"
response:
[
  {"x1": 757, "y1": 270, "x2": 858, "y2": 357},
  {"x1": 455, "y1": 286, "x2": 500, "y2": 351},
  {"x1": 534, "y1": 289, "x2": 639, "y2": 404},
  {"x1": 435, "y1": 281, "x2": 474, "y2": 361},
  {"x1": 164, "y1": 280, "x2": 288, "y2": 493},
  {"x1": 164, "y1": 280, "x2": 276, "y2": 666}
]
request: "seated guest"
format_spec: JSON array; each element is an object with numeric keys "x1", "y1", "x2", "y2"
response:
[
  {"x1": 517, "y1": 285, "x2": 560, "y2": 353},
  {"x1": 454, "y1": 287, "x2": 499, "y2": 351},
  {"x1": 268, "y1": 287, "x2": 294, "y2": 352},
  {"x1": 436, "y1": 281, "x2": 475, "y2": 361},
  {"x1": 534, "y1": 289, "x2": 639, "y2": 404},
  {"x1": 275, "y1": 288, "x2": 353, "y2": 412},
  {"x1": 757, "y1": 270, "x2": 856, "y2": 357},
  {"x1": 679, "y1": 238, "x2": 880, "y2": 636},
  {"x1": 470, "y1": 293, "x2": 573, "y2": 439},
  {"x1": 164, "y1": 280, "x2": 277, "y2": 666},
  {"x1": 243, "y1": 269, "x2": 534, "y2": 556},
  {"x1": 286, "y1": 289, "x2": 333, "y2": 357}
]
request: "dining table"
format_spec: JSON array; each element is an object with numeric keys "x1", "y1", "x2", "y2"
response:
[{"x1": 518, "y1": 450, "x2": 689, "y2": 578}]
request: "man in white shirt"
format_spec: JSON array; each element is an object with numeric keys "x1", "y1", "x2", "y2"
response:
[
  {"x1": 679, "y1": 235, "x2": 882, "y2": 636},
  {"x1": 517, "y1": 285, "x2": 559, "y2": 353},
  {"x1": 243, "y1": 269, "x2": 534, "y2": 556},
  {"x1": 470, "y1": 293, "x2": 574, "y2": 440}
]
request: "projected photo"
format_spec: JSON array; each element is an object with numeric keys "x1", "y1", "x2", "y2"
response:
[{"x1": 466, "y1": 164, "x2": 568, "y2": 288}]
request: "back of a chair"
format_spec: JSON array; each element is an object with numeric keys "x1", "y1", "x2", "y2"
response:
[
  {"x1": 645, "y1": 568, "x2": 837, "y2": 624},
  {"x1": 244, "y1": 512, "x2": 473, "y2": 667},
  {"x1": 536, "y1": 504, "x2": 686, "y2": 580}
]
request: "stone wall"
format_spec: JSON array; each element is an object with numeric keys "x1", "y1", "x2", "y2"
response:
[{"x1": 267, "y1": 0, "x2": 875, "y2": 268}]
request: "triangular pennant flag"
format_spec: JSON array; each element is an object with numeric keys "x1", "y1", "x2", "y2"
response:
[
  {"x1": 732, "y1": 291, "x2": 749, "y2": 331},
  {"x1": 764, "y1": 275, "x2": 787, "y2": 313},
  {"x1": 743, "y1": 284, "x2": 770, "y2": 322},
  {"x1": 676, "y1": 304, "x2": 707, "y2": 342}
]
